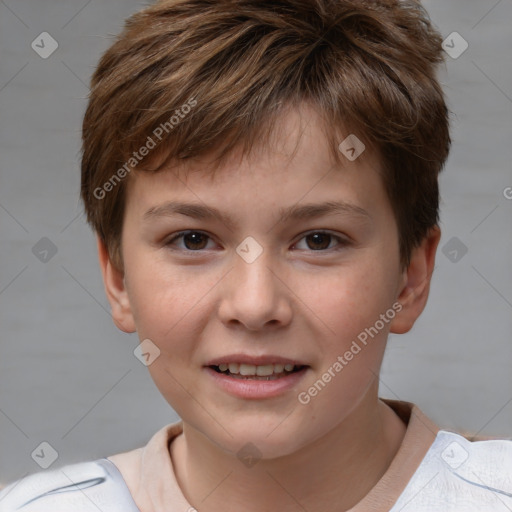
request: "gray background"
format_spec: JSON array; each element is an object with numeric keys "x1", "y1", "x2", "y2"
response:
[{"x1": 1, "y1": 0, "x2": 511, "y2": 487}]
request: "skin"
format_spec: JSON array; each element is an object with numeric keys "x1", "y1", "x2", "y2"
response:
[{"x1": 98, "y1": 104, "x2": 440, "y2": 511}]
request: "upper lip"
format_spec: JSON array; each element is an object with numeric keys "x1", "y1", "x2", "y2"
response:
[{"x1": 205, "y1": 354, "x2": 308, "y2": 367}]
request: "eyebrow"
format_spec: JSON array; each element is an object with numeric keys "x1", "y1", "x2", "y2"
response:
[{"x1": 143, "y1": 200, "x2": 371, "y2": 230}]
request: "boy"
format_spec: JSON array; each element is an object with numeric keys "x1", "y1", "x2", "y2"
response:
[{"x1": 1, "y1": 0, "x2": 511, "y2": 510}]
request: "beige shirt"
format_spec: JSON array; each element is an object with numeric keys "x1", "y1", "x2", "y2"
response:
[{"x1": 107, "y1": 399, "x2": 440, "y2": 511}]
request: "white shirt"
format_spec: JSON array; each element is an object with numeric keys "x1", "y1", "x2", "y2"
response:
[{"x1": 1, "y1": 401, "x2": 511, "y2": 511}]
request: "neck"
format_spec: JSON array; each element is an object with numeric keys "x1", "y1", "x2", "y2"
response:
[{"x1": 170, "y1": 390, "x2": 406, "y2": 512}]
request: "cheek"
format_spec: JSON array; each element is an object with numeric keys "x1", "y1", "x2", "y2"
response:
[
  {"x1": 295, "y1": 270, "x2": 393, "y2": 420},
  {"x1": 125, "y1": 258, "x2": 215, "y2": 352},
  {"x1": 305, "y1": 263, "x2": 397, "y2": 340},
  {"x1": 128, "y1": 264, "x2": 213, "y2": 410}
]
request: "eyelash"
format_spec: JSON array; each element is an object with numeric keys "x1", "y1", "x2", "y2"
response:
[{"x1": 164, "y1": 230, "x2": 350, "y2": 253}]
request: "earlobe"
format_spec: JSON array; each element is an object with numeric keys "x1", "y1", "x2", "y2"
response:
[
  {"x1": 96, "y1": 235, "x2": 136, "y2": 333},
  {"x1": 390, "y1": 227, "x2": 441, "y2": 334}
]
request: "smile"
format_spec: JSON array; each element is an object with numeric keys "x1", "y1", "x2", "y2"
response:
[
  {"x1": 205, "y1": 362, "x2": 309, "y2": 399},
  {"x1": 210, "y1": 363, "x2": 306, "y2": 380}
]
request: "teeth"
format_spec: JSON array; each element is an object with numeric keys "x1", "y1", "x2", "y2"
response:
[
  {"x1": 215, "y1": 363, "x2": 301, "y2": 376},
  {"x1": 228, "y1": 363, "x2": 240, "y2": 374},
  {"x1": 256, "y1": 365, "x2": 274, "y2": 376},
  {"x1": 239, "y1": 364, "x2": 256, "y2": 375}
]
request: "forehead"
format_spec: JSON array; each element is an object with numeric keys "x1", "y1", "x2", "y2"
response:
[{"x1": 124, "y1": 105, "x2": 387, "y2": 224}]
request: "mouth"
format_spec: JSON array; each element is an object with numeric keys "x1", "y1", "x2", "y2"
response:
[
  {"x1": 209, "y1": 363, "x2": 307, "y2": 381},
  {"x1": 204, "y1": 358, "x2": 310, "y2": 399}
]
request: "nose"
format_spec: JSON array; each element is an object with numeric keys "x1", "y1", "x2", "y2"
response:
[{"x1": 217, "y1": 246, "x2": 293, "y2": 331}]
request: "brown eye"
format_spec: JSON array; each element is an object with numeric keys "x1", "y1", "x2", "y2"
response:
[
  {"x1": 305, "y1": 233, "x2": 333, "y2": 250},
  {"x1": 166, "y1": 231, "x2": 213, "y2": 251},
  {"x1": 294, "y1": 231, "x2": 347, "y2": 252}
]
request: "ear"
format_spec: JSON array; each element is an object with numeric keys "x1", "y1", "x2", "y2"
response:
[
  {"x1": 390, "y1": 226, "x2": 441, "y2": 334},
  {"x1": 96, "y1": 235, "x2": 136, "y2": 333}
]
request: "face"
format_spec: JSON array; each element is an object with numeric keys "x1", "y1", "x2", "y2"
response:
[{"x1": 107, "y1": 105, "x2": 413, "y2": 458}]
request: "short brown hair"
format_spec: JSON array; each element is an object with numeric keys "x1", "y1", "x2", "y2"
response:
[{"x1": 81, "y1": 0, "x2": 451, "y2": 271}]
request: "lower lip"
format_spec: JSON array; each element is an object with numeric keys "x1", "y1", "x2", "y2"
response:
[{"x1": 204, "y1": 366, "x2": 309, "y2": 399}]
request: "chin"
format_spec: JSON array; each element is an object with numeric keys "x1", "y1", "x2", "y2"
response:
[{"x1": 201, "y1": 415, "x2": 315, "y2": 461}]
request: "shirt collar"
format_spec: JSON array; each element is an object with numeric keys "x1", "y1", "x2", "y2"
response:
[{"x1": 108, "y1": 399, "x2": 440, "y2": 512}]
